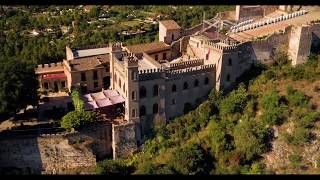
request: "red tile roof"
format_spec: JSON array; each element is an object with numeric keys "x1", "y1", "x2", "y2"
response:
[{"x1": 160, "y1": 20, "x2": 181, "y2": 30}]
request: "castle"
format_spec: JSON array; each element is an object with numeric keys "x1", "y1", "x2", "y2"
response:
[{"x1": 35, "y1": 5, "x2": 320, "y2": 158}]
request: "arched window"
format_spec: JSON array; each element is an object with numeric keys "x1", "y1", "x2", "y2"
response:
[
  {"x1": 204, "y1": 77, "x2": 209, "y2": 85},
  {"x1": 172, "y1": 34, "x2": 174, "y2": 41},
  {"x1": 194, "y1": 79, "x2": 199, "y2": 87},
  {"x1": 131, "y1": 91, "x2": 136, "y2": 100},
  {"x1": 172, "y1": 84, "x2": 177, "y2": 92},
  {"x1": 140, "y1": 86, "x2": 147, "y2": 98},
  {"x1": 183, "y1": 82, "x2": 188, "y2": 90},
  {"x1": 153, "y1": 103, "x2": 159, "y2": 114},
  {"x1": 228, "y1": 58, "x2": 232, "y2": 66},
  {"x1": 227, "y1": 74, "x2": 231, "y2": 82},
  {"x1": 153, "y1": 85, "x2": 159, "y2": 96},
  {"x1": 140, "y1": 105, "x2": 146, "y2": 116}
]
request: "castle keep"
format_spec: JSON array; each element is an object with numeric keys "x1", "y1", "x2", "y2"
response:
[{"x1": 35, "y1": 5, "x2": 320, "y2": 158}]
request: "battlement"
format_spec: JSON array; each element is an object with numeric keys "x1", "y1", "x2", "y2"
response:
[
  {"x1": 35, "y1": 62, "x2": 64, "y2": 74},
  {"x1": 169, "y1": 59, "x2": 204, "y2": 70},
  {"x1": 166, "y1": 64, "x2": 216, "y2": 79},
  {"x1": 204, "y1": 40, "x2": 239, "y2": 52},
  {"x1": 72, "y1": 42, "x2": 123, "y2": 51},
  {"x1": 138, "y1": 64, "x2": 215, "y2": 81},
  {"x1": 231, "y1": 10, "x2": 307, "y2": 33}
]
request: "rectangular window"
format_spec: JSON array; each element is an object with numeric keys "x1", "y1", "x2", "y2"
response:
[
  {"x1": 163, "y1": 53, "x2": 167, "y2": 60},
  {"x1": 44, "y1": 82, "x2": 49, "y2": 89},
  {"x1": 94, "y1": 82, "x2": 98, "y2": 88},
  {"x1": 155, "y1": 54, "x2": 158, "y2": 61},
  {"x1": 131, "y1": 109, "x2": 136, "y2": 118},
  {"x1": 81, "y1": 72, "x2": 86, "y2": 81},
  {"x1": 105, "y1": 65, "x2": 109, "y2": 73},
  {"x1": 93, "y1": 71, "x2": 98, "y2": 80},
  {"x1": 61, "y1": 81, "x2": 65, "y2": 88}
]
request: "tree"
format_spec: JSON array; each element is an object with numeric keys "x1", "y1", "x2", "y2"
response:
[
  {"x1": 0, "y1": 57, "x2": 38, "y2": 119},
  {"x1": 168, "y1": 143, "x2": 213, "y2": 175},
  {"x1": 60, "y1": 89, "x2": 95, "y2": 131},
  {"x1": 71, "y1": 90, "x2": 84, "y2": 112},
  {"x1": 233, "y1": 117, "x2": 269, "y2": 161},
  {"x1": 219, "y1": 84, "x2": 248, "y2": 116},
  {"x1": 60, "y1": 110, "x2": 95, "y2": 131}
]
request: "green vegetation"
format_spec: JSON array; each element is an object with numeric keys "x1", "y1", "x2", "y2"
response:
[
  {"x1": 95, "y1": 53, "x2": 320, "y2": 174},
  {"x1": 0, "y1": 56, "x2": 38, "y2": 119},
  {"x1": 60, "y1": 90, "x2": 95, "y2": 131}
]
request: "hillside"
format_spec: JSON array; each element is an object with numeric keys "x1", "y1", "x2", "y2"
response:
[{"x1": 94, "y1": 53, "x2": 320, "y2": 175}]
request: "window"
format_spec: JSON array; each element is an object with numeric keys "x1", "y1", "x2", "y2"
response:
[
  {"x1": 183, "y1": 82, "x2": 188, "y2": 90},
  {"x1": 163, "y1": 52, "x2": 167, "y2": 60},
  {"x1": 227, "y1": 74, "x2": 231, "y2": 82},
  {"x1": 172, "y1": 34, "x2": 174, "y2": 41},
  {"x1": 81, "y1": 85, "x2": 87, "y2": 93},
  {"x1": 61, "y1": 81, "x2": 65, "y2": 88},
  {"x1": 204, "y1": 77, "x2": 209, "y2": 85},
  {"x1": 194, "y1": 79, "x2": 199, "y2": 87},
  {"x1": 228, "y1": 58, "x2": 232, "y2": 66},
  {"x1": 131, "y1": 108, "x2": 136, "y2": 118},
  {"x1": 93, "y1": 71, "x2": 98, "y2": 80},
  {"x1": 94, "y1": 82, "x2": 98, "y2": 88},
  {"x1": 140, "y1": 86, "x2": 147, "y2": 98},
  {"x1": 155, "y1": 54, "x2": 158, "y2": 61},
  {"x1": 171, "y1": 99, "x2": 176, "y2": 105},
  {"x1": 44, "y1": 82, "x2": 49, "y2": 89},
  {"x1": 197, "y1": 42, "x2": 199, "y2": 48},
  {"x1": 131, "y1": 71, "x2": 137, "y2": 80},
  {"x1": 106, "y1": 65, "x2": 109, "y2": 73},
  {"x1": 206, "y1": 53, "x2": 209, "y2": 60},
  {"x1": 140, "y1": 105, "x2": 146, "y2": 116},
  {"x1": 153, "y1": 85, "x2": 159, "y2": 96},
  {"x1": 172, "y1": 84, "x2": 177, "y2": 92},
  {"x1": 81, "y1": 72, "x2": 86, "y2": 81},
  {"x1": 153, "y1": 103, "x2": 159, "y2": 114},
  {"x1": 131, "y1": 91, "x2": 136, "y2": 100},
  {"x1": 119, "y1": 78, "x2": 121, "y2": 88}
]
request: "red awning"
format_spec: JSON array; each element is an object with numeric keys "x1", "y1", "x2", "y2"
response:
[{"x1": 42, "y1": 73, "x2": 66, "y2": 80}]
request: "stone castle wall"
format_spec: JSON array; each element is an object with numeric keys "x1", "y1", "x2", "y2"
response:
[
  {"x1": 112, "y1": 122, "x2": 137, "y2": 159},
  {"x1": 0, "y1": 122, "x2": 113, "y2": 174}
]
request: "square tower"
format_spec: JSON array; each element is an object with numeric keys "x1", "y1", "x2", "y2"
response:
[{"x1": 159, "y1": 20, "x2": 182, "y2": 45}]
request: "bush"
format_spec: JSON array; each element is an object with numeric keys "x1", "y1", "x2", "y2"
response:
[
  {"x1": 219, "y1": 84, "x2": 248, "y2": 116},
  {"x1": 94, "y1": 159, "x2": 134, "y2": 175},
  {"x1": 168, "y1": 143, "x2": 213, "y2": 175},
  {"x1": 286, "y1": 86, "x2": 309, "y2": 107},
  {"x1": 60, "y1": 110, "x2": 95, "y2": 131}
]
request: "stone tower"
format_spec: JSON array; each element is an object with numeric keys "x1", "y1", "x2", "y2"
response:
[
  {"x1": 159, "y1": 20, "x2": 182, "y2": 45},
  {"x1": 123, "y1": 54, "x2": 141, "y2": 143}
]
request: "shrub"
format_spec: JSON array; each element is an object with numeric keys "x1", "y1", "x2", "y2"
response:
[
  {"x1": 286, "y1": 86, "x2": 309, "y2": 107},
  {"x1": 94, "y1": 159, "x2": 134, "y2": 175},
  {"x1": 60, "y1": 110, "x2": 95, "y2": 131},
  {"x1": 219, "y1": 84, "x2": 248, "y2": 116}
]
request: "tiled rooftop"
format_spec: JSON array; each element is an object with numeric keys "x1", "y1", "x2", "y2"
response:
[
  {"x1": 160, "y1": 20, "x2": 181, "y2": 30},
  {"x1": 125, "y1": 42, "x2": 171, "y2": 54},
  {"x1": 68, "y1": 54, "x2": 109, "y2": 72}
]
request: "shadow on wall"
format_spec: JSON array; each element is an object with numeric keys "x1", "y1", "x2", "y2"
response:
[{"x1": 0, "y1": 135, "x2": 43, "y2": 175}]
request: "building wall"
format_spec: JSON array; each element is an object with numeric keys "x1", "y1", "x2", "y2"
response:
[
  {"x1": 159, "y1": 22, "x2": 181, "y2": 45},
  {"x1": 288, "y1": 25, "x2": 312, "y2": 66},
  {"x1": 70, "y1": 67, "x2": 110, "y2": 93}
]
